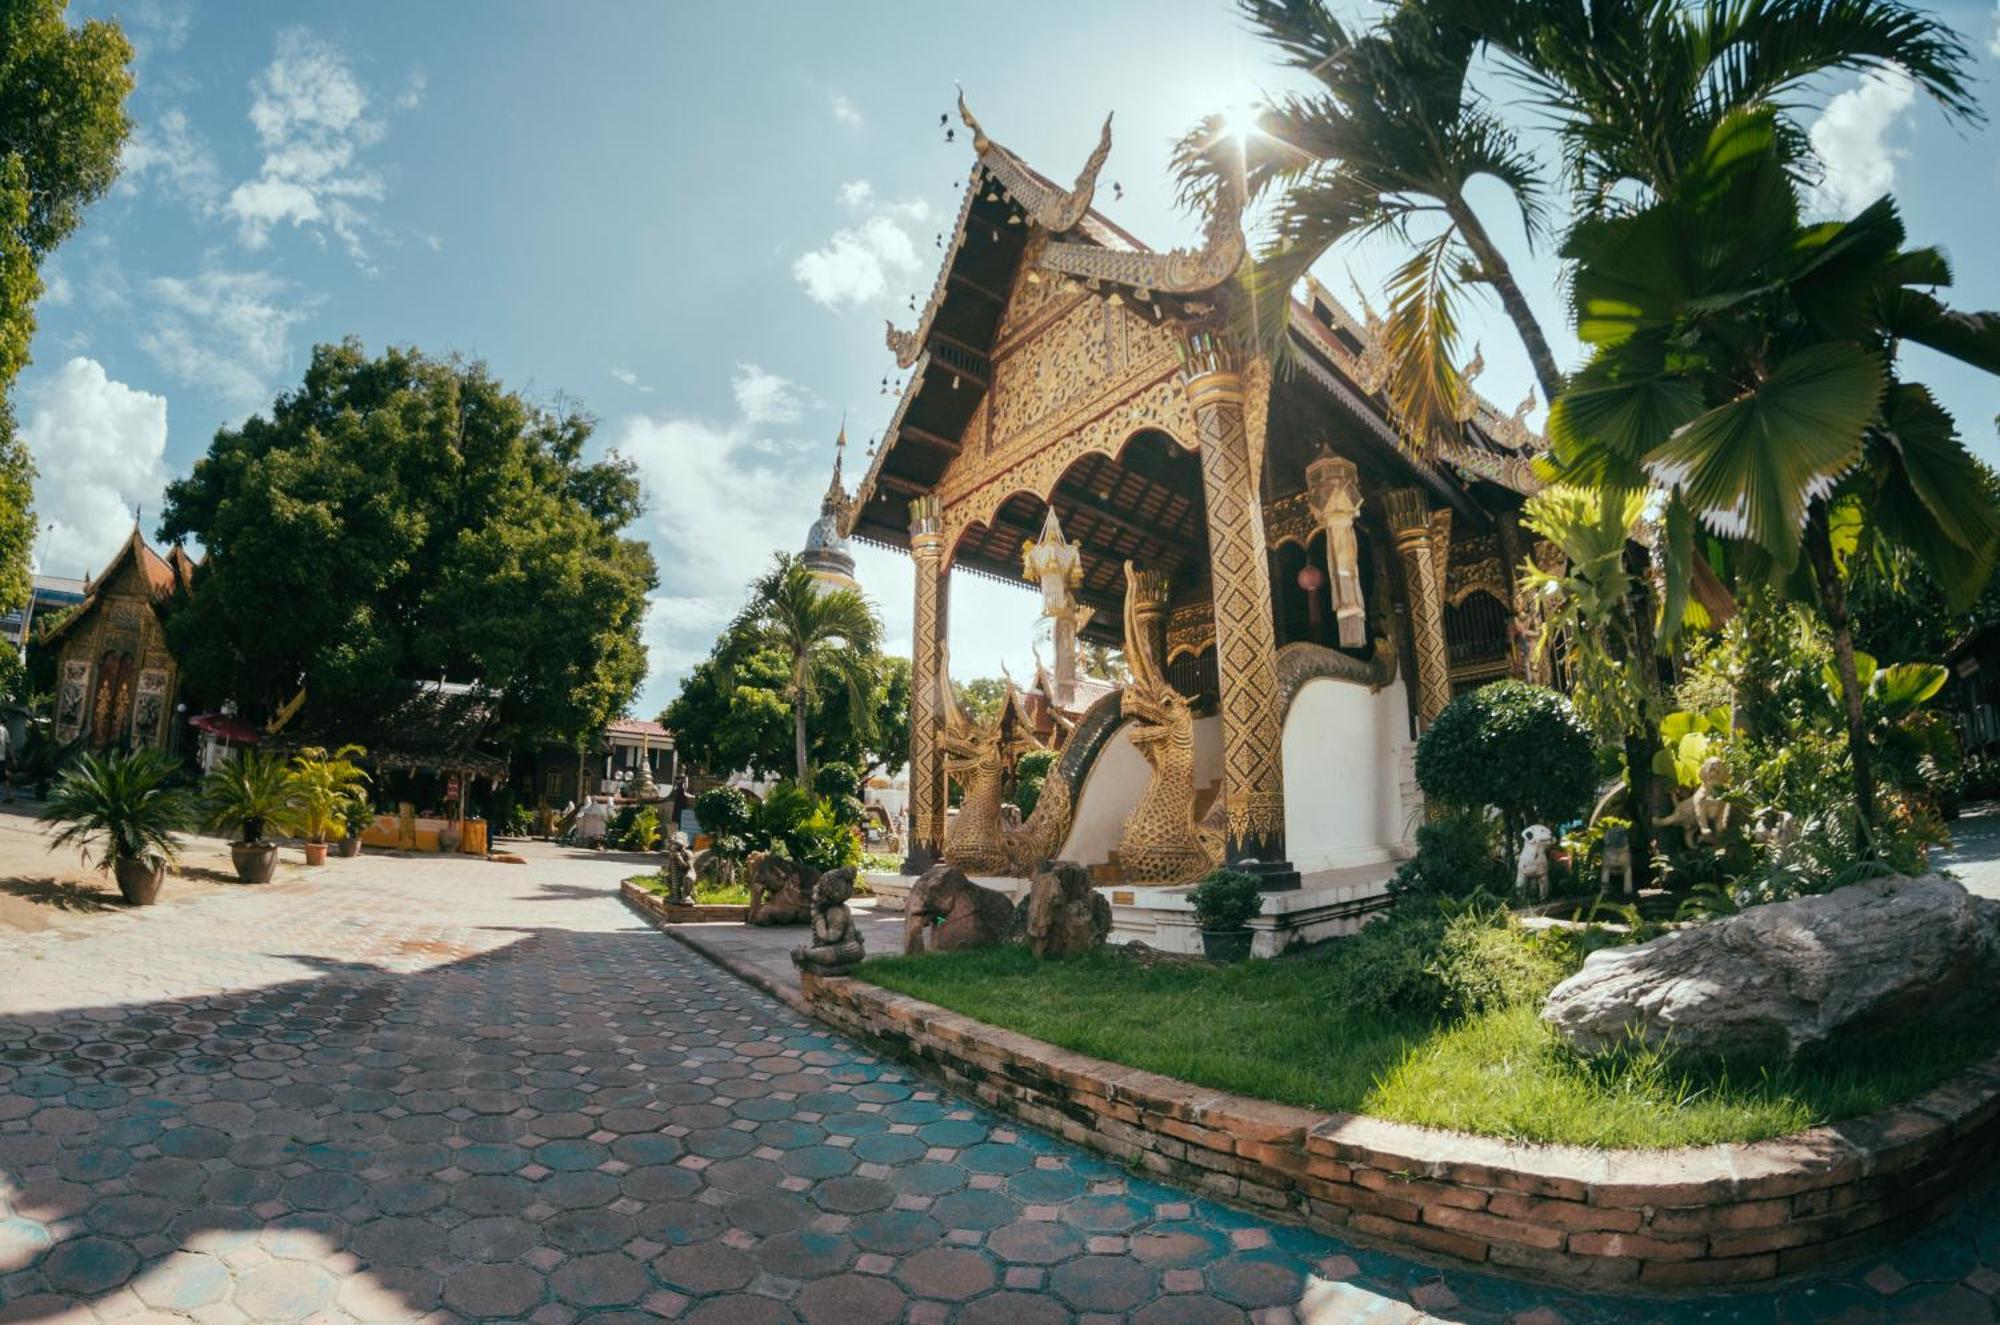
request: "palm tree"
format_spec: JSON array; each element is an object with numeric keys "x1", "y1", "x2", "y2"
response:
[
  {"x1": 1175, "y1": 0, "x2": 1558, "y2": 447},
  {"x1": 734, "y1": 555, "x2": 883, "y2": 785},
  {"x1": 1550, "y1": 107, "x2": 2000, "y2": 831}
]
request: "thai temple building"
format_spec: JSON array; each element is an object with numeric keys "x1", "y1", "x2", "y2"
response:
[{"x1": 847, "y1": 98, "x2": 1557, "y2": 954}]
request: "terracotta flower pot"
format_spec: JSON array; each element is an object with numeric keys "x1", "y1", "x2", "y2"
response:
[
  {"x1": 335, "y1": 835, "x2": 362, "y2": 858},
  {"x1": 113, "y1": 857, "x2": 166, "y2": 906},
  {"x1": 230, "y1": 842, "x2": 279, "y2": 884},
  {"x1": 302, "y1": 842, "x2": 329, "y2": 867}
]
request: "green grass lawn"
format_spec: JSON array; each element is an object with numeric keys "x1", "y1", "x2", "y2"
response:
[
  {"x1": 856, "y1": 944, "x2": 1995, "y2": 1149},
  {"x1": 629, "y1": 874, "x2": 751, "y2": 906}
]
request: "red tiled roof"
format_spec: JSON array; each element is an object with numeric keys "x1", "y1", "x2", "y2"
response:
[{"x1": 607, "y1": 718, "x2": 671, "y2": 739}]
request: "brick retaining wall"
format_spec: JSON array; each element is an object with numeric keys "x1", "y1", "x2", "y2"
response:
[
  {"x1": 803, "y1": 971, "x2": 2000, "y2": 1292},
  {"x1": 619, "y1": 880, "x2": 748, "y2": 925}
]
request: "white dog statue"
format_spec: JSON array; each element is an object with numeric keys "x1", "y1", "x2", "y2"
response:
[{"x1": 1517, "y1": 824, "x2": 1556, "y2": 900}]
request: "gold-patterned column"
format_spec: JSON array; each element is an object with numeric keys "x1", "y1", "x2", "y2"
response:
[
  {"x1": 904, "y1": 496, "x2": 950, "y2": 872},
  {"x1": 1304, "y1": 449, "x2": 1367, "y2": 648},
  {"x1": 1385, "y1": 487, "x2": 1452, "y2": 728},
  {"x1": 1179, "y1": 331, "x2": 1296, "y2": 885}
]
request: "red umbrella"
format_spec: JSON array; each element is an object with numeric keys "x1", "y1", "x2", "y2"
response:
[{"x1": 189, "y1": 713, "x2": 260, "y2": 744}]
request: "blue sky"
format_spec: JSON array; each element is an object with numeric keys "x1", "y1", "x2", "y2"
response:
[{"x1": 21, "y1": 0, "x2": 2000, "y2": 718}]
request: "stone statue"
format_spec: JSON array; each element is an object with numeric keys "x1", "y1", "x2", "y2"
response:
[
  {"x1": 1600, "y1": 824, "x2": 1634, "y2": 895},
  {"x1": 745, "y1": 852, "x2": 813, "y2": 926},
  {"x1": 903, "y1": 862, "x2": 1017, "y2": 954},
  {"x1": 791, "y1": 866, "x2": 866, "y2": 975},
  {"x1": 1021, "y1": 860, "x2": 1112, "y2": 959},
  {"x1": 1517, "y1": 824, "x2": 1556, "y2": 901},
  {"x1": 1115, "y1": 562, "x2": 1222, "y2": 885},
  {"x1": 1751, "y1": 806, "x2": 1800, "y2": 867},
  {"x1": 1656, "y1": 756, "x2": 1732, "y2": 847},
  {"x1": 661, "y1": 832, "x2": 695, "y2": 906},
  {"x1": 572, "y1": 795, "x2": 611, "y2": 849}
]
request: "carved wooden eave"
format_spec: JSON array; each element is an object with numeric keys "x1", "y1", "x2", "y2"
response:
[
  {"x1": 883, "y1": 96, "x2": 1118, "y2": 373},
  {"x1": 1034, "y1": 173, "x2": 1248, "y2": 299},
  {"x1": 845, "y1": 350, "x2": 931, "y2": 542}
]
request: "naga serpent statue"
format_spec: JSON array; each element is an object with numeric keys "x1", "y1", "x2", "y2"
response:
[
  {"x1": 1115, "y1": 561, "x2": 1223, "y2": 885},
  {"x1": 940, "y1": 676, "x2": 1041, "y2": 876}
]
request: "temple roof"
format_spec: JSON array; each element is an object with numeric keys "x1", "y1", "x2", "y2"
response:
[
  {"x1": 40, "y1": 526, "x2": 199, "y2": 644},
  {"x1": 844, "y1": 96, "x2": 1543, "y2": 616}
]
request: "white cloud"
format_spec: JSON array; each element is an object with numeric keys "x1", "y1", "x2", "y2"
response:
[
  {"x1": 793, "y1": 186, "x2": 932, "y2": 311},
  {"x1": 1808, "y1": 68, "x2": 1917, "y2": 216},
  {"x1": 40, "y1": 262, "x2": 72, "y2": 307},
  {"x1": 397, "y1": 69, "x2": 427, "y2": 111},
  {"x1": 140, "y1": 267, "x2": 310, "y2": 416},
  {"x1": 609, "y1": 367, "x2": 655, "y2": 394},
  {"x1": 831, "y1": 93, "x2": 862, "y2": 128},
  {"x1": 19, "y1": 359, "x2": 172, "y2": 579},
  {"x1": 1991, "y1": 5, "x2": 1999, "y2": 57},
  {"x1": 118, "y1": 107, "x2": 222, "y2": 209},
  {"x1": 225, "y1": 27, "x2": 393, "y2": 266},
  {"x1": 731, "y1": 363, "x2": 809, "y2": 424}
]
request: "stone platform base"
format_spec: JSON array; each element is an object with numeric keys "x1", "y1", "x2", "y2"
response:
[{"x1": 862, "y1": 860, "x2": 1395, "y2": 958}]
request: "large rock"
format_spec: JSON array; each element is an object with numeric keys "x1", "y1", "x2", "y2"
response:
[
  {"x1": 1020, "y1": 860, "x2": 1112, "y2": 960},
  {"x1": 1543, "y1": 874, "x2": 2000, "y2": 1060},
  {"x1": 745, "y1": 852, "x2": 813, "y2": 926},
  {"x1": 903, "y1": 863, "x2": 1018, "y2": 955}
]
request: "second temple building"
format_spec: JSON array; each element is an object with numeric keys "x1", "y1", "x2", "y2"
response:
[{"x1": 845, "y1": 100, "x2": 1559, "y2": 952}]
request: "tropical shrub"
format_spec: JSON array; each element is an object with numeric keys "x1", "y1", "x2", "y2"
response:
[
  {"x1": 695, "y1": 785, "x2": 754, "y2": 852},
  {"x1": 1188, "y1": 869, "x2": 1264, "y2": 931},
  {"x1": 1429, "y1": 911, "x2": 1569, "y2": 1017},
  {"x1": 1415, "y1": 681, "x2": 1598, "y2": 841},
  {"x1": 42, "y1": 749, "x2": 193, "y2": 870},
  {"x1": 200, "y1": 751, "x2": 301, "y2": 845},
  {"x1": 1324, "y1": 900, "x2": 1452, "y2": 1019},
  {"x1": 811, "y1": 760, "x2": 864, "y2": 826},
  {"x1": 612, "y1": 805, "x2": 661, "y2": 851},
  {"x1": 287, "y1": 745, "x2": 369, "y2": 845},
  {"x1": 1014, "y1": 748, "x2": 1057, "y2": 820},
  {"x1": 1387, "y1": 806, "x2": 1510, "y2": 899}
]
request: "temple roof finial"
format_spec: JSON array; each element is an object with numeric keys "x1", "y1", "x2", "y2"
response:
[{"x1": 824, "y1": 416, "x2": 848, "y2": 509}]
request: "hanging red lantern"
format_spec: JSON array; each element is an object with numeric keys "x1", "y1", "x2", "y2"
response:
[{"x1": 1296, "y1": 564, "x2": 1326, "y2": 593}]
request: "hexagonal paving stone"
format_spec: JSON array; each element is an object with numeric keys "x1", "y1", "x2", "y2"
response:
[
  {"x1": 655, "y1": 1240, "x2": 759, "y2": 1294},
  {"x1": 233, "y1": 1260, "x2": 338, "y2": 1321},
  {"x1": 131, "y1": 1251, "x2": 229, "y2": 1311},
  {"x1": 552, "y1": 1252, "x2": 651, "y2": 1307},
  {"x1": 754, "y1": 1228, "x2": 855, "y2": 1280},
  {"x1": 1049, "y1": 1254, "x2": 1160, "y2": 1312},
  {"x1": 1208, "y1": 1252, "x2": 1308, "y2": 1309},
  {"x1": 796, "y1": 1271, "x2": 907, "y2": 1323},
  {"x1": 683, "y1": 1297, "x2": 797, "y2": 1325},
  {"x1": 897, "y1": 1246, "x2": 997, "y2": 1301},
  {"x1": 351, "y1": 1216, "x2": 449, "y2": 1267},
  {"x1": 41, "y1": 1235, "x2": 139, "y2": 1296},
  {"x1": 810, "y1": 1175, "x2": 894, "y2": 1214},
  {"x1": 444, "y1": 1261, "x2": 548, "y2": 1317},
  {"x1": 989, "y1": 1219, "x2": 1088, "y2": 1265},
  {"x1": 957, "y1": 1288, "x2": 1079, "y2": 1325},
  {"x1": 448, "y1": 1215, "x2": 541, "y2": 1262}
]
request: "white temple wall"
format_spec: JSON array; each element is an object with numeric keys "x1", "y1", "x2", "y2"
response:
[
  {"x1": 1058, "y1": 714, "x2": 1223, "y2": 866},
  {"x1": 1281, "y1": 676, "x2": 1417, "y2": 874}
]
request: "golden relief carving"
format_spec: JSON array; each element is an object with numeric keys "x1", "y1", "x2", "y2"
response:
[
  {"x1": 1262, "y1": 492, "x2": 1317, "y2": 552},
  {"x1": 1115, "y1": 562, "x2": 1223, "y2": 885},
  {"x1": 885, "y1": 174, "x2": 982, "y2": 371},
  {"x1": 958, "y1": 90, "x2": 1112, "y2": 238},
  {"x1": 1446, "y1": 535, "x2": 1510, "y2": 607},
  {"x1": 1165, "y1": 598, "x2": 1215, "y2": 664},
  {"x1": 1384, "y1": 488, "x2": 1452, "y2": 729},
  {"x1": 1037, "y1": 173, "x2": 1247, "y2": 297},
  {"x1": 941, "y1": 677, "x2": 1041, "y2": 876},
  {"x1": 936, "y1": 297, "x2": 1198, "y2": 550},
  {"x1": 908, "y1": 498, "x2": 949, "y2": 854},
  {"x1": 1182, "y1": 345, "x2": 1290, "y2": 856}
]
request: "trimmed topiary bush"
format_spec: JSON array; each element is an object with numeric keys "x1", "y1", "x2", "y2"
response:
[
  {"x1": 1415, "y1": 680, "x2": 1598, "y2": 840},
  {"x1": 1189, "y1": 869, "x2": 1264, "y2": 931}
]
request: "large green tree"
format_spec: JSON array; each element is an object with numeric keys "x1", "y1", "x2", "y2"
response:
[
  {"x1": 664, "y1": 615, "x2": 907, "y2": 783},
  {"x1": 0, "y1": 0, "x2": 134, "y2": 614},
  {"x1": 158, "y1": 340, "x2": 657, "y2": 748}
]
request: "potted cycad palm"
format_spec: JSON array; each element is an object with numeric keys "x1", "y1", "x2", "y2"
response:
[
  {"x1": 201, "y1": 750, "x2": 301, "y2": 884},
  {"x1": 1188, "y1": 868, "x2": 1265, "y2": 962},
  {"x1": 336, "y1": 795, "x2": 372, "y2": 857},
  {"x1": 289, "y1": 745, "x2": 369, "y2": 867},
  {"x1": 41, "y1": 749, "x2": 194, "y2": 905}
]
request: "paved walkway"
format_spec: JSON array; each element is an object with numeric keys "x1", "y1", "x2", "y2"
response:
[{"x1": 0, "y1": 833, "x2": 1996, "y2": 1323}]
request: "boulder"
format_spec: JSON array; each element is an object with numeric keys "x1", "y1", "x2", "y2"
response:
[
  {"x1": 1542, "y1": 874, "x2": 2000, "y2": 1060},
  {"x1": 745, "y1": 852, "x2": 813, "y2": 926},
  {"x1": 903, "y1": 863, "x2": 1017, "y2": 955},
  {"x1": 1020, "y1": 860, "x2": 1112, "y2": 960}
]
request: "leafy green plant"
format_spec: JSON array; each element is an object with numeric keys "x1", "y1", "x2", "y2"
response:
[
  {"x1": 200, "y1": 751, "x2": 301, "y2": 845},
  {"x1": 1415, "y1": 681, "x2": 1599, "y2": 843},
  {"x1": 340, "y1": 795, "x2": 374, "y2": 839},
  {"x1": 695, "y1": 785, "x2": 755, "y2": 859},
  {"x1": 1429, "y1": 910, "x2": 1570, "y2": 1017},
  {"x1": 1388, "y1": 806, "x2": 1510, "y2": 900},
  {"x1": 287, "y1": 745, "x2": 369, "y2": 845},
  {"x1": 1014, "y1": 748, "x2": 1057, "y2": 820},
  {"x1": 1325, "y1": 900, "x2": 1454, "y2": 1019},
  {"x1": 1188, "y1": 869, "x2": 1264, "y2": 932},
  {"x1": 42, "y1": 749, "x2": 193, "y2": 871}
]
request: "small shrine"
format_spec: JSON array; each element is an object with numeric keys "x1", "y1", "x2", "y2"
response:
[
  {"x1": 41, "y1": 527, "x2": 197, "y2": 753},
  {"x1": 848, "y1": 97, "x2": 1557, "y2": 952}
]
